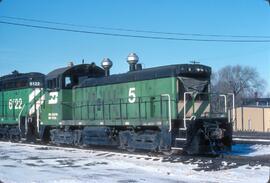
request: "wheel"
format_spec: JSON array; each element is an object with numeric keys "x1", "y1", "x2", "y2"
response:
[
  {"x1": 162, "y1": 150, "x2": 174, "y2": 156},
  {"x1": 127, "y1": 146, "x2": 136, "y2": 153}
]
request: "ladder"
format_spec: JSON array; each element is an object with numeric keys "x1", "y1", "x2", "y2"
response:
[{"x1": 171, "y1": 92, "x2": 197, "y2": 150}]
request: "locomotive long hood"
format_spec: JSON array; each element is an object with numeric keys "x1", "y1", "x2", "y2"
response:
[{"x1": 79, "y1": 64, "x2": 211, "y2": 88}]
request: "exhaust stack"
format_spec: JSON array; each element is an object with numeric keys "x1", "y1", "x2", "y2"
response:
[
  {"x1": 68, "y1": 62, "x2": 74, "y2": 67},
  {"x1": 127, "y1": 53, "x2": 139, "y2": 72},
  {"x1": 101, "y1": 58, "x2": 113, "y2": 77}
]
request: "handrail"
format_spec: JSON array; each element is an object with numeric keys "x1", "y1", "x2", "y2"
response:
[
  {"x1": 227, "y1": 93, "x2": 235, "y2": 123},
  {"x1": 161, "y1": 94, "x2": 171, "y2": 132},
  {"x1": 37, "y1": 106, "x2": 40, "y2": 132},
  {"x1": 18, "y1": 104, "x2": 26, "y2": 132},
  {"x1": 219, "y1": 94, "x2": 227, "y2": 113},
  {"x1": 182, "y1": 91, "x2": 195, "y2": 130}
]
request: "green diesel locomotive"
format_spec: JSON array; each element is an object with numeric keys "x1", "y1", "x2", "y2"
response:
[
  {"x1": 0, "y1": 71, "x2": 44, "y2": 140},
  {"x1": 0, "y1": 53, "x2": 233, "y2": 154}
]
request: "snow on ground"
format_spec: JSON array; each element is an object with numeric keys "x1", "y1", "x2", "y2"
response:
[{"x1": 0, "y1": 142, "x2": 269, "y2": 183}]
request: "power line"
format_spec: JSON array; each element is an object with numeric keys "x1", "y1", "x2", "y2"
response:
[
  {"x1": 0, "y1": 20, "x2": 270, "y2": 43},
  {"x1": 1, "y1": 15, "x2": 270, "y2": 39}
]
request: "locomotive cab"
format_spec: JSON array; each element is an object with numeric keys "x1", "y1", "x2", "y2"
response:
[
  {"x1": 46, "y1": 63, "x2": 105, "y2": 90},
  {"x1": 40, "y1": 63, "x2": 105, "y2": 142}
]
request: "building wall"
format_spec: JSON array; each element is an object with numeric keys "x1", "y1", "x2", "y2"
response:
[
  {"x1": 243, "y1": 107, "x2": 263, "y2": 131},
  {"x1": 234, "y1": 107, "x2": 270, "y2": 132},
  {"x1": 265, "y1": 108, "x2": 270, "y2": 132},
  {"x1": 235, "y1": 107, "x2": 243, "y2": 131}
]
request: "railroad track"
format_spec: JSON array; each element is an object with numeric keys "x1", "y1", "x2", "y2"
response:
[
  {"x1": 233, "y1": 132, "x2": 270, "y2": 144},
  {"x1": 233, "y1": 137, "x2": 270, "y2": 145},
  {"x1": 0, "y1": 139, "x2": 269, "y2": 172}
]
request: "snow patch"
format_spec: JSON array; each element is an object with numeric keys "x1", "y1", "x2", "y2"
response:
[{"x1": 0, "y1": 142, "x2": 269, "y2": 183}]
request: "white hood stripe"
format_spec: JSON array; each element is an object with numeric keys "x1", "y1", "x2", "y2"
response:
[
  {"x1": 29, "y1": 88, "x2": 42, "y2": 103},
  {"x1": 29, "y1": 94, "x2": 45, "y2": 116}
]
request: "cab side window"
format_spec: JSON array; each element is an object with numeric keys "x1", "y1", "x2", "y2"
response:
[
  {"x1": 64, "y1": 76, "x2": 72, "y2": 88},
  {"x1": 47, "y1": 78, "x2": 58, "y2": 90}
]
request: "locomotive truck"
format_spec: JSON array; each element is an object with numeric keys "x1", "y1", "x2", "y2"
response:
[{"x1": 0, "y1": 53, "x2": 233, "y2": 154}]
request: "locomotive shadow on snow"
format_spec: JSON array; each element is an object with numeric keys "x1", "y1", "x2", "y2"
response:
[
  {"x1": 230, "y1": 144, "x2": 257, "y2": 156},
  {"x1": 161, "y1": 152, "x2": 268, "y2": 171},
  {"x1": 162, "y1": 155, "x2": 238, "y2": 171}
]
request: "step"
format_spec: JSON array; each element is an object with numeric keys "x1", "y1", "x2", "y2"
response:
[
  {"x1": 179, "y1": 128, "x2": 187, "y2": 130},
  {"x1": 171, "y1": 147, "x2": 183, "y2": 150},
  {"x1": 175, "y1": 138, "x2": 186, "y2": 141}
]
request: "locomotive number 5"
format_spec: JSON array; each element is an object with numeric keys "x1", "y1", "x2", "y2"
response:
[{"x1": 128, "y1": 87, "x2": 136, "y2": 103}]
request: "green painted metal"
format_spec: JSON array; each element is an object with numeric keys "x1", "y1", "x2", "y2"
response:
[
  {"x1": 40, "y1": 89, "x2": 73, "y2": 125},
  {"x1": 73, "y1": 77, "x2": 177, "y2": 127},
  {"x1": 194, "y1": 100, "x2": 209, "y2": 117},
  {"x1": 39, "y1": 75, "x2": 212, "y2": 128},
  {"x1": 178, "y1": 96, "x2": 210, "y2": 119},
  {"x1": 39, "y1": 75, "x2": 213, "y2": 128},
  {"x1": 41, "y1": 77, "x2": 177, "y2": 128},
  {"x1": 0, "y1": 88, "x2": 43, "y2": 125},
  {"x1": 178, "y1": 100, "x2": 194, "y2": 117}
]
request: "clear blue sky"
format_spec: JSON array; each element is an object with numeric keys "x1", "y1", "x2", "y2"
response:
[{"x1": 0, "y1": 0, "x2": 269, "y2": 93}]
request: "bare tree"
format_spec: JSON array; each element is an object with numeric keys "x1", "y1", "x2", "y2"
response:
[{"x1": 212, "y1": 65, "x2": 266, "y2": 106}]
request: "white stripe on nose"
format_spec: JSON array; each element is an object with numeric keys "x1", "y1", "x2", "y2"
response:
[{"x1": 29, "y1": 88, "x2": 42, "y2": 103}]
